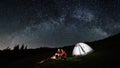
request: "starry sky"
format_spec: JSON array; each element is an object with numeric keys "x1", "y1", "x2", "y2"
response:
[{"x1": 0, "y1": 0, "x2": 120, "y2": 49}]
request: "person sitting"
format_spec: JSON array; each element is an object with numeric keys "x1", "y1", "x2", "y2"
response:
[
  {"x1": 61, "y1": 49, "x2": 67, "y2": 60},
  {"x1": 51, "y1": 49, "x2": 67, "y2": 60},
  {"x1": 55, "y1": 49, "x2": 62, "y2": 60}
]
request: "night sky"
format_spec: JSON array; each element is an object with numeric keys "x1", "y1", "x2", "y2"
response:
[{"x1": 0, "y1": 0, "x2": 120, "y2": 49}]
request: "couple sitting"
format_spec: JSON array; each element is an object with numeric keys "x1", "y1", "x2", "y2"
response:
[{"x1": 51, "y1": 49, "x2": 67, "y2": 60}]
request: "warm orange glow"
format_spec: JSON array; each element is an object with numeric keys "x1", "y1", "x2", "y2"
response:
[{"x1": 50, "y1": 55, "x2": 56, "y2": 59}]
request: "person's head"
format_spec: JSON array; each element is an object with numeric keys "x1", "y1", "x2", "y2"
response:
[
  {"x1": 61, "y1": 49, "x2": 64, "y2": 52},
  {"x1": 57, "y1": 49, "x2": 60, "y2": 52}
]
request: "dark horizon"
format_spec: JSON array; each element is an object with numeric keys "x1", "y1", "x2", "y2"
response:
[{"x1": 0, "y1": 0, "x2": 120, "y2": 49}]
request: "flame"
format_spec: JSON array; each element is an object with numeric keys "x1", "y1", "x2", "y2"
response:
[{"x1": 50, "y1": 55, "x2": 56, "y2": 59}]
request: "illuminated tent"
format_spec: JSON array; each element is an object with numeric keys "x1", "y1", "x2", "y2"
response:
[{"x1": 72, "y1": 42, "x2": 93, "y2": 56}]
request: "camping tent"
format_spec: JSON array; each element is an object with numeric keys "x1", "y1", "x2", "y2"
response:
[{"x1": 72, "y1": 42, "x2": 93, "y2": 56}]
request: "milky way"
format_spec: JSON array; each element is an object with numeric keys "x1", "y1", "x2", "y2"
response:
[{"x1": 0, "y1": 0, "x2": 120, "y2": 49}]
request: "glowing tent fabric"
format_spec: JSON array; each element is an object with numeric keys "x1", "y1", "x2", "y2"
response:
[{"x1": 72, "y1": 42, "x2": 93, "y2": 56}]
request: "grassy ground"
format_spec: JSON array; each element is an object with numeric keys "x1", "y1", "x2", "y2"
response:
[
  {"x1": 1, "y1": 46, "x2": 119, "y2": 68},
  {"x1": 1, "y1": 40, "x2": 120, "y2": 68},
  {"x1": 2, "y1": 47, "x2": 119, "y2": 68},
  {"x1": 35, "y1": 50, "x2": 119, "y2": 68}
]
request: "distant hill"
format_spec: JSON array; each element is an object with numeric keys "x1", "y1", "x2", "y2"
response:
[{"x1": 88, "y1": 33, "x2": 120, "y2": 50}]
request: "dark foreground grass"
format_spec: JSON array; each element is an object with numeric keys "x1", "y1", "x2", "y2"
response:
[
  {"x1": 2, "y1": 48, "x2": 120, "y2": 68},
  {"x1": 2, "y1": 44, "x2": 120, "y2": 68},
  {"x1": 36, "y1": 49, "x2": 120, "y2": 68}
]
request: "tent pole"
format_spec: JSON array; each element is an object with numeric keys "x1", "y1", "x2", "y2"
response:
[{"x1": 79, "y1": 44, "x2": 86, "y2": 55}]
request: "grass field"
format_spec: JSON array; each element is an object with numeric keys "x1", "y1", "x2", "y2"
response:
[{"x1": 3, "y1": 48, "x2": 119, "y2": 68}]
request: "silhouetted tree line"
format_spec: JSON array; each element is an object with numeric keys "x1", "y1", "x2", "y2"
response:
[
  {"x1": 3, "y1": 44, "x2": 27, "y2": 51},
  {"x1": 13, "y1": 44, "x2": 27, "y2": 51}
]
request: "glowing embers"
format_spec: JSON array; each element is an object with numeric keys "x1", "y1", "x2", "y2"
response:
[{"x1": 50, "y1": 55, "x2": 56, "y2": 59}]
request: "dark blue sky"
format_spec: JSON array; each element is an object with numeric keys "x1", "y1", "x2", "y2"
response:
[{"x1": 0, "y1": 0, "x2": 120, "y2": 49}]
